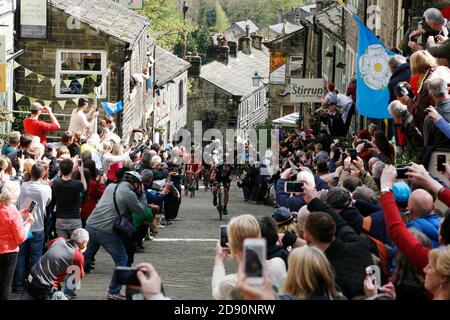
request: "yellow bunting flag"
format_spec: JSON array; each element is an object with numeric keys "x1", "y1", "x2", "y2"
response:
[
  {"x1": 15, "y1": 92, "x2": 23, "y2": 102},
  {"x1": 24, "y1": 68, "x2": 33, "y2": 77}
]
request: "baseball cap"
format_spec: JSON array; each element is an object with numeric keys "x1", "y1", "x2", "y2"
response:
[
  {"x1": 30, "y1": 102, "x2": 44, "y2": 111},
  {"x1": 272, "y1": 207, "x2": 295, "y2": 226},
  {"x1": 392, "y1": 181, "x2": 411, "y2": 204}
]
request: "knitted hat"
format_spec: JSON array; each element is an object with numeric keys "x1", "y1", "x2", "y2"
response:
[{"x1": 392, "y1": 181, "x2": 411, "y2": 204}]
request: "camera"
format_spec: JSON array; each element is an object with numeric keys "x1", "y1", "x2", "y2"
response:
[
  {"x1": 130, "y1": 141, "x2": 149, "y2": 159},
  {"x1": 395, "y1": 164, "x2": 409, "y2": 179},
  {"x1": 348, "y1": 148, "x2": 357, "y2": 161},
  {"x1": 113, "y1": 267, "x2": 141, "y2": 286}
]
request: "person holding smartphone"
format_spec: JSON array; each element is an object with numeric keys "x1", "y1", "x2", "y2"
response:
[
  {"x1": 14, "y1": 164, "x2": 53, "y2": 294},
  {"x1": 212, "y1": 214, "x2": 286, "y2": 300}
]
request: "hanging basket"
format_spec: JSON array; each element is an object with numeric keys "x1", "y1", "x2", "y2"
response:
[{"x1": 0, "y1": 110, "x2": 13, "y2": 123}]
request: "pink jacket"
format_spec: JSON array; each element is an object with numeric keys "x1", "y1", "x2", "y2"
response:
[{"x1": 0, "y1": 204, "x2": 28, "y2": 254}]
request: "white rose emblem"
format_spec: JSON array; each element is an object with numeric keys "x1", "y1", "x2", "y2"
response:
[{"x1": 359, "y1": 44, "x2": 391, "y2": 90}]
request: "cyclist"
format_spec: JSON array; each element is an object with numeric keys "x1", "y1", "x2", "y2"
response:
[
  {"x1": 185, "y1": 152, "x2": 202, "y2": 191},
  {"x1": 211, "y1": 156, "x2": 235, "y2": 215}
]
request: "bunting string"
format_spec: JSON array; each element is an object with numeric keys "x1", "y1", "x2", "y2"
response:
[
  {"x1": 13, "y1": 61, "x2": 102, "y2": 87},
  {"x1": 15, "y1": 91, "x2": 78, "y2": 110}
]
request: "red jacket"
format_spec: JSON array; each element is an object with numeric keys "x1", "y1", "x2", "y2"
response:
[
  {"x1": 380, "y1": 188, "x2": 450, "y2": 274},
  {"x1": 23, "y1": 118, "x2": 59, "y2": 144},
  {"x1": 80, "y1": 180, "x2": 105, "y2": 221}
]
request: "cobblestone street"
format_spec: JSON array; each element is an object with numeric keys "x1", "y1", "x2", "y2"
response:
[{"x1": 76, "y1": 185, "x2": 273, "y2": 300}]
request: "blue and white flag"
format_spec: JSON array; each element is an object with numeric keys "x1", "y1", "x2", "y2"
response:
[
  {"x1": 101, "y1": 100, "x2": 123, "y2": 115},
  {"x1": 354, "y1": 16, "x2": 395, "y2": 119}
]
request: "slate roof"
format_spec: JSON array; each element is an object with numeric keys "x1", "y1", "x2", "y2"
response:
[
  {"x1": 269, "y1": 21, "x2": 303, "y2": 36},
  {"x1": 155, "y1": 46, "x2": 191, "y2": 85},
  {"x1": 314, "y1": 3, "x2": 343, "y2": 39},
  {"x1": 200, "y1": 48, "x2": 270, "y2": 99},
  {"x1": 234, "y1": 20, "x2": 259, "y2": 33},
  {"x1": 50, "y1": 0, "x2": 150, "y2": 46}
]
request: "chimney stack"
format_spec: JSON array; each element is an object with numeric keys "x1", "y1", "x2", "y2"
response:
[
  {"x1": 238, "y1": 23, "x2": 252, "y2": 55},
  {"x1": 251, "y1": 33, "x2": 263, "y2": 51},
  {"x1": 187, "y1": 53, "x2": 201, "y2": 76},
  {"x1": 276, "y1": 9, "x2": 283, "y2": 24},
  {"x1": 229, "y1": 41, "x2": 237, "y2": 58},
  {"x1": 206, "y1": 34, "x2": 230, "y2": 65}
]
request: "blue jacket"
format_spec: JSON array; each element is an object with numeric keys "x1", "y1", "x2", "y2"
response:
[
  {"x1": 407, "y1": 214, "x2": 442, "y2": 248},
  {"x1": 436, "y1": 118, "x2": 450, "y2": 140},
  {"x1": 276, "y1": 176, "x2": 329, "y2": 211},
  {"x1": 276, "y1": 179, "x2": 306, "y2": 212},
  {"x1": 145, "y1": 189, "x2": 165, "y2": 206}
]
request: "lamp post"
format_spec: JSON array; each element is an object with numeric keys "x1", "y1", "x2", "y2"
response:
[
  {"x1": 252, "y1": 71, "x2": 268, "y2": 87},
  {"x1": 182, "y1": 1, "x2": 189, "y2": 59}
]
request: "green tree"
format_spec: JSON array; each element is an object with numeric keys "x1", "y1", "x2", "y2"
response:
[
  {"x1": 212, "y1": 0, "x2": 231, "y2": 32},
  {"x1": 141, "y1": 0, "x2": 195, "y2": 52}
]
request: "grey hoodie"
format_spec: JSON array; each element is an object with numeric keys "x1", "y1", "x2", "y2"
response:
[{"x1": 86, "y1": 182, "x2": 147, "y2": 234}]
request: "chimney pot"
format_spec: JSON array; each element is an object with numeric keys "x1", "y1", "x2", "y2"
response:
[{"x1": 245, "y1": 23, "x2": 250, "y2": 37}]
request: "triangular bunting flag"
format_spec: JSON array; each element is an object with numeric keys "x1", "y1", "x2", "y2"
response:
[
  {"x1": 87, "y1": 92, "x2": 96, "y2": 100},
  {"x1": 71, "y1": 99, "x2": 77, "y2": 105},
  {"x1": 57, "y1": 100, "x2": 65, "y2": 109},
  {"x1": 15, "y1": 92, "x2": 23, "y2": 102},
  {"x1": 44, "y1": 100, "x2": 52, "y2": 106},
  {"x1": 24, "y1": 69, "x2": 33, "y2": 77},
  {"x1": 37, "y1": 75, "x2": 45, "y2": 83},
  {"x1": 88, "y1": 63, "x2": 96, "y2": 70},
  {"x1": 91, "y1": 74, "x2": 97, "y2": 82},
  {"x1": 29, "y1": 97, "x2": 37, "y2": 103},
  {"x1": 13, "y1": 62, "x2": 21, "y2": 70},
  {"x1": 78, "y1": 78, "x2": 85, "y2": 86},
  {"x1": 50, "y1": 79, "x2": 56, "y2": 87},
  {"x1": 63, "y1": 80, "x2": 72, "y2": 87}
]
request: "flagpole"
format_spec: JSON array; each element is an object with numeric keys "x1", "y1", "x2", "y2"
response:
[{"x1": 336, "y1": 1, "x2": 354, "y2": 16}]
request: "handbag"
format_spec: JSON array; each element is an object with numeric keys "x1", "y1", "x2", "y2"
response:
[{"x1": 112, "y1": 183, "x2": 135, "y2": 239}]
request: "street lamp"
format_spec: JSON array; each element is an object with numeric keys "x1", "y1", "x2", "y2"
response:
[{"x1": 252, "y1": 71, "x2": 268, "y2": 87}]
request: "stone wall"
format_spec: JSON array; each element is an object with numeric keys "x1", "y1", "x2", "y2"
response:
[
  {"x1": 154, "y1": 71, "x2": 188, "y2": 142},
  {"x1": 187, "y1": 77, "x2": 237, "y2": 140},
  {"x1": 15, "y1": 6, "x2": 150, "y2": 139},
  {"x1": 267, "y1": 30, "x2": 306, "y2": 125}
]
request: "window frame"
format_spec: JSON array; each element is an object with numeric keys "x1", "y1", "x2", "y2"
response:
[
  {"x1": 55, "y1": 49, "x2": 107, "y2": 99},
  {"x1": 289, "y1": 55, "x2": 303, "y2": 78}
]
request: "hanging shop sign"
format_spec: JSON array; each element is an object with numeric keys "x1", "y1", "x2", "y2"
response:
[{"x1": 20, "y1": 0, "x2": 47, "y2": 39}]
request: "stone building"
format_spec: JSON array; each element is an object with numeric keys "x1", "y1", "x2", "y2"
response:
[
  {"x1": 224, "y1": 20, "x2": 259, "y2": 41},
  {"x1": 14, "y1": 0, "x2": 153, "y2": 138},
  {"x1": 265, "y1": 24, "x2": 307, "y2": 124},
  {"x1": 0, "y1": 0, "x2": 19, "y2": 134},
  {"x1": 153, "y1": 46, "x2": 190, "y2": 146},
  {"x1": 186, "y1": 28, "x2": 269, "y2": 140}
]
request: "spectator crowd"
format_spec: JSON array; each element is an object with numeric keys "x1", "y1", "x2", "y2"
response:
[{"x1": 0, "y1": 6, "x2": 450, "y2": 302}]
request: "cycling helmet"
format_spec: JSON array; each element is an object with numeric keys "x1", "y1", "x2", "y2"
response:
[{"x1": 123, "y1": 171, "x2": 142, "y2": 184}]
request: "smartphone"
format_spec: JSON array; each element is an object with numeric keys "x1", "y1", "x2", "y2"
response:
[
  {"x1": 395, "y1": 164, "x2": 408, "y2": 179},
  {"x1": 113, "y1": 266, "x2": 141, "y2": 286},
  {"x1": 437, "y1": 155, "x2": 446, "y2": 172},
  {"x1": 78, "y1": 160, "x2": 82, "y2": 167},
  {"x1": 365, "y1": 265, "x2": 381, "y2": 289},
  {"x1": 243, "y1": 238, "x2": 266, "y2": 285},
  {"x1": 348, "y1": 148, "x2": 357, "y2": 161},
  {"x1": 28, "y1": 200, "x2": 37, "y2": 213},
  {"x1": 284, "y1": 181, "x2": 304, "y2": 193},
  {"x1": 220, "y1": 225, "x2": 228, "y2": 248}
]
